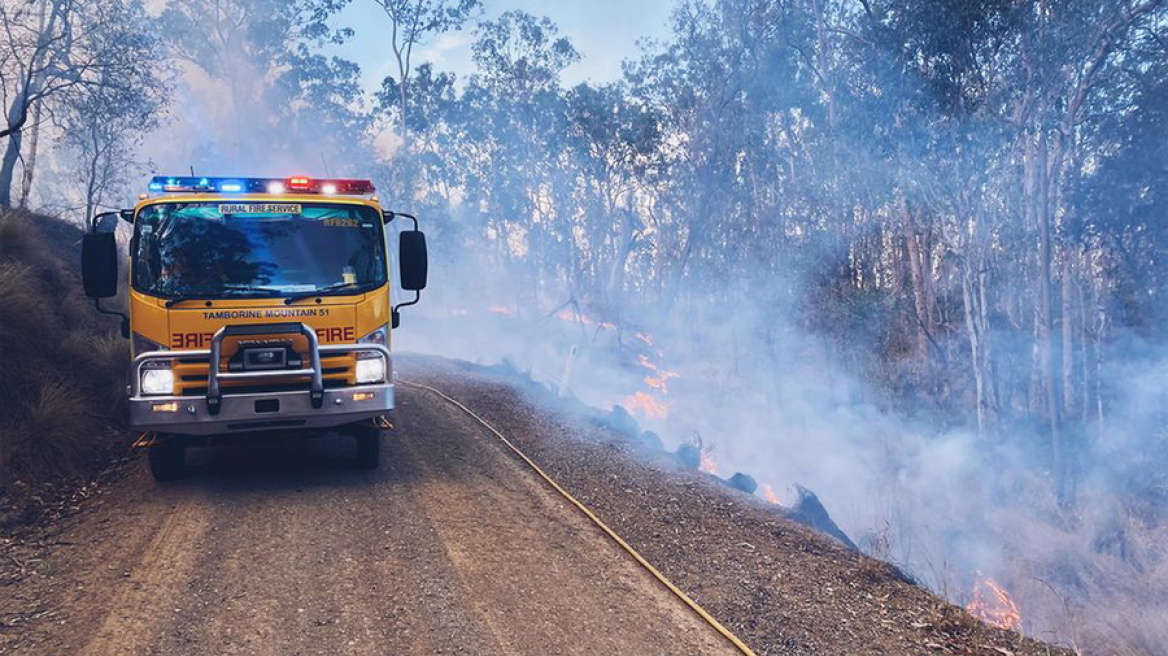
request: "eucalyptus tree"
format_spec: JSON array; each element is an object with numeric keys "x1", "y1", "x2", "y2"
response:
[
  {"x1": 0, "y1": 0, "x2": 165, "y2": 207},
  {"x1": 272, "y1": 50, "x2": 372, "y2": 175},
  {"x1": 375, "y1": 62, "x2": 459, "y2": 202},
  {"x1": 59, "y1": 65, "x2": 168, "y2": 218},
  {"x1": 460, "y1": 10, "x2": 580, "y2": 306},
  {"x1": 983, "y1": 0, "x2": 1167, "y2": 500},
  {"x1": 562, "y1": 82, "x2": 662, "y2": 314},
  {"x1": 369, "y1": 0, "x2": 479, "y2": 142}
]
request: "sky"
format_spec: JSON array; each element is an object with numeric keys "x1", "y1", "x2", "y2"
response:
[{"x1": 332, "y1": 0, "x2": 678, "y2": 92}]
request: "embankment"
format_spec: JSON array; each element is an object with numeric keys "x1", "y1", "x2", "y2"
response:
[{"x1": 0, "y1": 210, "x2": 130, "y2": 526}]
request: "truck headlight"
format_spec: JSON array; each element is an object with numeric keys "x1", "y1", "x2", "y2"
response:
[
  {"x1": 141, "y1": 368, "x2": 175, "y2": 395},
  {"x1": 355, "y1": 325, "x2": 388, "y2": 384},
  {"x1": 355, "y1": 357, "x2": 386, "y2": 384}
]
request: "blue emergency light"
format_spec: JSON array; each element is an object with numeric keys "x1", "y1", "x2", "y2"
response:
[{"x1": 146, "y1": 176, "x2": 376, "y2": 196}]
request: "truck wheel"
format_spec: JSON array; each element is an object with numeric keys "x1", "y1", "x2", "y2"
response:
[
  {"x1": 352, "y1": 423, "x2": 381, "y2": 469},
  {"x1": 148, "y1": 435, "x2": 186, "y2": 482}
]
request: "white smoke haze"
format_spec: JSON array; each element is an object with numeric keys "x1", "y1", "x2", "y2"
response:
[
  {"x1": 389, "y1": 137, "x2": 1166, "y2": 652},
  {"x1": 139, "y1": 63, "x2": 361, "y2": 181},
  {"x1": 404, "y1": 260, "x2": 1168, "y2": 648}
]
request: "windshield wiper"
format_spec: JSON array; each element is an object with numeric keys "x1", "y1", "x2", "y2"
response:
[
  {"x1": 164, "y1": 294, "x2": 210, "y2": 308},
  {"x1": 284, "y1": 282, "x2": 363, "y2": 305},
  {"x1": 163, "y1": 285, "x2": 284, "y2": 308},
  {"x1": 222, "y1": 284, "x2": 285, "y2": 295}
]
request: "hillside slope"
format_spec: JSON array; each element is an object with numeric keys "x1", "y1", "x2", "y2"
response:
[{"x1": 0, "y1": 211, "x2": 130, "y2": 526}]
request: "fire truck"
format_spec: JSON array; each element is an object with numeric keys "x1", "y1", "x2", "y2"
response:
[{"x1": 81, "y1": 176, "x2": 428, "y2": 481}]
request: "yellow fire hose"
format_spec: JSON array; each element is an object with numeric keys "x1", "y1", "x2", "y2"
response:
[{"x1": 398, "y1": 379, "x2": 758, "y2": 656}]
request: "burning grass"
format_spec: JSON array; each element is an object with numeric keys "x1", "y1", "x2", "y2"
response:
[
  {"x1": 967, "y1": 575, "x2": 1022, "y2": 632},
  {"x1": 0, "y1": 211, "x2": 131, "y2": 527}
]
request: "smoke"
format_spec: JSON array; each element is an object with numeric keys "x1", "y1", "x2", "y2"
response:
[
  {"x1": 400, "y1": 230, "x2": 1168, "y2": 650},
  {"x1": 138, "y1": 63, "x2": 370, "y2": 181},
  {"x1": 382, "y1": 106, "x2": 1168, "y2": 651}
]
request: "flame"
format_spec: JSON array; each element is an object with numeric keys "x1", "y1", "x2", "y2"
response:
[
  {"x1": 644, "y1": 368, "x2": 679, "y2": 392},
  {"x1": 487, "y1": 305, "x2": 515, "y2": 315},
  {"x1": 762, "y1": 484, "x2": 780, "y2": 504},
  {"x1": 966, "y1": 574, "x2": 1022, "y2": 632},
  {"x1": 555, "y1": 309, "x2": 616, "y2": 330},
  {"x1": 699, "y1": 450, "x2": 718, "y2": 474},
  {"x1": 623, "y1": 391, "x2": 668, "y2": 419},
  {"x1": 622, "y1": 331, "x2": 679, "y2": 418}
]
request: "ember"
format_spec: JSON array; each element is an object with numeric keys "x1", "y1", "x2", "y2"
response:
[{"x1": 966, "y1": 574, "x2": 1022, "y2": 632}]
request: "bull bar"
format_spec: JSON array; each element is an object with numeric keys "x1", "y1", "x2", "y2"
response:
[{"x1": 129, "y1": 322, "x2": 393, "y2": 436}]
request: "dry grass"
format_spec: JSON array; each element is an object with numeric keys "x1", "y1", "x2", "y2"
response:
[
  {"x1": 988, "y1": 490, "x2": 1168, "y2": 656},
  {"x1": 0, "y1": 210, "x2": 130, "y2": 525}
]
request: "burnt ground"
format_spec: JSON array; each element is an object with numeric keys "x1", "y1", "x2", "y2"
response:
[{"x1": 0, "y1": 355, "x2": 1073, "y2": 656}]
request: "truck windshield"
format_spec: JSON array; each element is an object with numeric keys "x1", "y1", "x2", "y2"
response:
[{"x1": 131, "y1": 202, "x2": 387, "y2": 300}]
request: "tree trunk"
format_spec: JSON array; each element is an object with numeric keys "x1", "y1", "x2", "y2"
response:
[
  {"x1": 605, "y1": 209, "x2": 636, "y2": 306},
  {"x1": 961, "y1": 247, "x2": 998, "y2": 439},
  {"x1": 1060, "y1": 256, "x2": 1076, "y2": 422},
  {"x1": 1033, "y1": 132, "x2": 1065, "y2": 502},
  {"x1": 901, "y1": 194, "x2": 933, "y2": 359},
  {"x1": 17, "y1": 102, "x2": 42, "y2": 208},
  {"x1": 978, "y1": 260, "x2": 998, "y2": 424},
  {"x1": 0, "y1": 128, "x2": 22, "y2": 208},
  {"x1": 962, "y1": 259, "x2": 987, "y2": 437}
]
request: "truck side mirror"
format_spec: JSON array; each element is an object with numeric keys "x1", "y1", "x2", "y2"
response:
[
  {"x1": 399, "y1": 230, "x2": 428, "y2": 291},
  {"x1": 82, "y1": 232, "x2": 119, "y2": 298}
]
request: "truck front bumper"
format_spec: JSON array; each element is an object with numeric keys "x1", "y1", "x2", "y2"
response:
[
  {"x1": 129, "y1": 383, "x2": 394, "y2": 435},
  {"x1": 128, "y1": 321, "x2": 394, "y2": 436}
]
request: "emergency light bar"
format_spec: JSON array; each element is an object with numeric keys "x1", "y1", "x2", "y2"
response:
[{"x1": 146, "y1": 176, "x2": 376, "y2": 196}]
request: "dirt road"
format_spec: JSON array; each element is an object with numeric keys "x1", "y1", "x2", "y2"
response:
[{"x1": 3, "y1": 376, "x2": 739, "y2": 655}]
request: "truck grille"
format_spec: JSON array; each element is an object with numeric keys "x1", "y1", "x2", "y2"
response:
[{"x1": 171, "y1": 352, "x2": 356, "y2": 397}]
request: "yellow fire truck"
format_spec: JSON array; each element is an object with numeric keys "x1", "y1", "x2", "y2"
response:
[{"x1": 81, "y1": 175, "x2": 428, "y2": 481}]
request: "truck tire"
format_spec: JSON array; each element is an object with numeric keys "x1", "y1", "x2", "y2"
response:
[
  {"x1": 351, "y1": 423, "x2": 381, "y2": 469},
  {"x1": 148, "y1": 435, "x2": 186, "y2": 482}
]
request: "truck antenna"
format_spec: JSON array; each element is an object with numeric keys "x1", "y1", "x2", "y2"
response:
[
  {"x1": 320, "y1": 152, "x2": 331, "y2": 178},
  {"x1": 189, "y1": 165, "x2": 195, "y2": 176}
]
